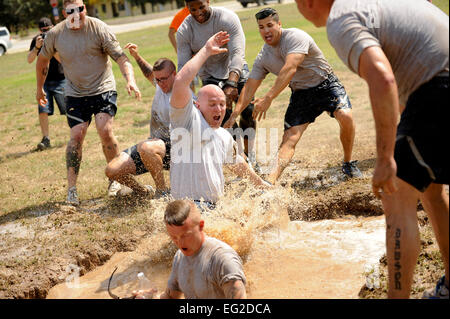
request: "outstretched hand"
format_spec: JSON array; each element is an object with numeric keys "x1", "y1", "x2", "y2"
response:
[
  {"x1": 124, "y1": 43, "x2": 139, "y2": 58},
  {"x1": 205, "y1": 31, "x2": 230, "y2": 56}
]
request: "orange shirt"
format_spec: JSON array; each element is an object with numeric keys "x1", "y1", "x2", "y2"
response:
[{"x1": 169, "y1": 6, "x2": 190, "y2": 31}]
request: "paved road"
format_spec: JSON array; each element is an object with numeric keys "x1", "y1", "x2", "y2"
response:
[{"x1": 8, "y1": 0, "x2": 294, "y2": 54}]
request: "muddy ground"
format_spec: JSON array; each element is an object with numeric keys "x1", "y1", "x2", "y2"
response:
[{"x1": 0, "y1": 163, "x2": 445, "y2": 299}]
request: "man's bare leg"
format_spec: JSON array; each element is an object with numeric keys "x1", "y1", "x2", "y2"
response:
[
  {"x1": 334, "y1": 108, "x2": 355, "y2": 163},
  {"x1": 382, "y1": 178, "x2": 421, "y2": 298},
  {"x1": 420, "y1": 183, "x2": 450, "y2": 288},
  {"x1": 67, "y1": 122, "x2": 89, "y2": 190},
  {"x1": 39, "y1": 113, "x2": 50, "y2": 138},
  {"x1": 95, "y1": 113, "x2": 120, "y2": 163},
  {"x1": 105, "y1": 152, "x2": 149, "y2": 194},
  {"x1": 266, "y1": 124, "x2": 309, "y2": 185},
  {"x1": 138, "y1": 139, "x2": 167, "y2": 191}
]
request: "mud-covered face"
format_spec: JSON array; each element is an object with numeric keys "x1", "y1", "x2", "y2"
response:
[
  {"x1": 186, "y1": 0, "x2": 211, "y2": 24},
  {"x1": 258, "y1": 16, "x2": 282, "y2": 46},
  {"x1": 64, "y1": 1, "x2": 86, "y2": 30},
  {"x1": 166, "y1": 216, "x2": 204, "y2": 257},
  {"x1": 196, "y1": 85, "x2": 226, "y2": 129}
]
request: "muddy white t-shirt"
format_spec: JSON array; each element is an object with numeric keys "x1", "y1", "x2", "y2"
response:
[
  {"x1": 170, "y1": 98, "x2": 237, "y2": 203},
  {"x1": 327, "y1": 0, "x2": 449, "y2": 105},
  {"x1": 167, "y1": 237, "x2": 246, "y2": 299},
  {"x1": 250, "y1": 28, "x2": 332, "y2": 90}
]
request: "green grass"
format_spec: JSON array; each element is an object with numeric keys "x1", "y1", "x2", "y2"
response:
[{"x1": 0, "y1": 2, "x2": 448, "y2": 215}]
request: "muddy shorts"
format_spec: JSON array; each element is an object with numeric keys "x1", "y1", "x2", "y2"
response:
[
  {"x1": 194, "y1": 200, "x2": 216, "y2": 212},
  {"x1": 284, "y1": 73, "x2": 352, "y2": 130},
  {"x1": 65, "y1": 91, "x2": 117, "y2": 128},
  {"x1": 122, "y1": 139, "x2": 171, "y2": 175},
  {"x1": 394, "y1": 75, "x2": 449, "y2": 192}
]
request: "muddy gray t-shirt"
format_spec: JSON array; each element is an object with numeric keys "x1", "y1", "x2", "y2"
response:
[
  {"x1": 150, "y1": 86, "x2": 172, "y2": 142},
  {"x1": 177, "y1": 7, "x2": 246, "y2": 80},
  {"x1": 40, "y1": 16, "x2": 124, "y2": 97},
  {"x1": 249, "y1": 28, "x2": 332, "y2": 90},
  {"x1": 167, "y1": 237, "x2": 246, "y2": 299},
  {"x1": 327, "y1": 0, "x2": 449, "y2": 106}
]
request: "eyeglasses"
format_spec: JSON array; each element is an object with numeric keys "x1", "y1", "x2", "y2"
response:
[
  {"x1": 65, "y1": 5, "x2": 84, "y2": 15},
  {"x1": 255, "y1": 8, "x2": 277, "y2": 20},
  {"x1": 155, "y1": 74, "x2": 172, "y2": 83},
  {"x1": 40, "y1": 27, "x2": 51, "y2": 33}
]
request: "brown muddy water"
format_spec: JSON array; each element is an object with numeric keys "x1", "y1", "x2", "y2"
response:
[{"x1": 47, "y1": 183, "x2": 386, "y2": 299}]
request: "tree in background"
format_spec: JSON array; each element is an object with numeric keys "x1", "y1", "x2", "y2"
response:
[{"x1": 0, "y1": 0, "x2": 53, "y2": 34}]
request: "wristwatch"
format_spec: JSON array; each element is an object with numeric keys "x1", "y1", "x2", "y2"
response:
[{"x1": 224, "y1": 80, "x2": 238, "y2": 89}]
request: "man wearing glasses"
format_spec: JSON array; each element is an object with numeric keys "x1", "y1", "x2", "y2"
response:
[
  {"x1": 106, "y1": 44, "x2": 185, "y2": 199},
  {"x1": 28, "y1": 17, "x2": 66, "y2": 151},
  {"x1": 224, "y1": 8, "x2": 361, "y2": 185},
  {"x1": 36, "y1": 0, "x2": 141, "y2": 206}
]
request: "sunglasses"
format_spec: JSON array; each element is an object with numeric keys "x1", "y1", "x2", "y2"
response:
[
  {"x1": 255, "y1": 8, "x2": 277, "y2": 20},
  {"x1": 65, "y1": 5, "x2": 84, "y2": 15},
  {"x1": 40, "y1": 27, "x2": 51, "y2": 32}
]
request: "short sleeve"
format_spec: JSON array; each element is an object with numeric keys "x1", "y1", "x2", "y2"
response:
[
  {"x1": 283, "y1": 29, "x2": 309, "y2": 56},
  {"x1": 167, "y1": 252, "x2": 182, "y2": 293},
  {"x1": 213, "y1": 251, "x2": 247, "y2": 287},
  {"x1": 249, "y1": 50, "x2": 268, "y2": 80},
  {"x1": 170, "y1": 7, "x2": 190, "y2": 31},
  {"x1": 39, "y1": 31, "x2": 56, "y2": 60},
  {"x1": 327, "y1": 12, "x2": 381, "y2": 74},
  {"x1": 170, "y1": 97, "x2": 194, "y2": 129},
  {"x1": 100, "y1": 23, "x2": 124, "y2": 61}
]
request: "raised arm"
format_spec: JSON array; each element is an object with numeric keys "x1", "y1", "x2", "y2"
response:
[
  {"x1": 223, "y1": 77, "x2": 263, "y2": 128},
  {"x1": 27, "y1": 36, "x2": 44, "y2": 64},
  {"x1": 358, "y1": 46, "x2": 399, "y2": 198},
  {"x1": 116, "y1": 53, "x2": 142, "y2": 100},
  {"x1": 253, "y1": 53, "x2": 304, "y2": 121},
  {"x1": 171, "y1": 31, "x2": 230, "y2": 109},
  {"x1": 124, "y1": 43, "x2": 154, "y2": 85}
]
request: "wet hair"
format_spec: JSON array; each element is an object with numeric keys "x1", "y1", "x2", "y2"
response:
[
  {"x1": 255, "y1": 7, "x2": 279, "y2": 22},
  {"x1": 164, "y1": 200, "x2": 199, "y2": 226},
  {"x1": 153, "y1": 58, "x2": 176, "y2": 73}
]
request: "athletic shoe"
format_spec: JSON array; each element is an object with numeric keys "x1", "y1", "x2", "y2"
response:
[
  {"x1": 247, "y1": 153, "x2": 262, "y2": 174},
  {"x1": 342, "y1": 160, "x2": 362, "y2": 178},
  {"x1": 66, "y1": 186, "x2": 80, "y2": 206},
  {"x1": 107, "y1": 180, "x2": 122, "y2": 197},
  {"x1": 422, "y1": 276, "x2": 449, "y2": 299},
  {"x1": 37, "y1": 136, "x2": 51, "y2": 151},
  {"x1": 154, "y1": 189, "x2": 170, "y2": 200}
]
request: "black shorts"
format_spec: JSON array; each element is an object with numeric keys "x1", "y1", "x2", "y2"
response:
[
  {"x1": 394, "y1": 76, "x2": 449, "y2": 192},
  {"x1": 122, "y1": 139, "x2": 171, "y2": 175},
  {"x1": 284, "y1": 73, "x2": 352, "y2": 130},
  {"x1": 65, "y1": 91, "x2": 117, "y2": 128}
]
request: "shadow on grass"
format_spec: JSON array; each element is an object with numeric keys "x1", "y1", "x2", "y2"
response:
[
  {"x1": 290, "y1": 157, "x2": 376, "y2": 192},
  {"x1": 0, "y1": 142, "x2": 66, "y2": 164},
  {"x1": 0, "y1": 194, "x2": 156, "y2": 226}
]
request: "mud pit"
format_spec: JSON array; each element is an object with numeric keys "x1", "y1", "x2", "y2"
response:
[{"x1": 1, "y1": 165, "x2": 444, "y2": 299}]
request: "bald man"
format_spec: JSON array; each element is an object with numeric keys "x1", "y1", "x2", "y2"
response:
[{"x1": 169, "y1": 32, "x2": 270, "y2": 209}]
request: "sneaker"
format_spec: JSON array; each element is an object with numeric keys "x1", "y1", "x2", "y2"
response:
[
  {"x1": 37, "y1": 136, "x2": 51, "y2": 151},
  {"x1": 107, "y1": 180, "x2": 122, "y2": 197},
  {"x1": 247, "y1": 154, "x2": 262, "y2": 175},
  {"x1": 154, "y1": 189, "x2": 170, "y2": 200},
  {"x1": 422, "y1": 276, "x2": 449, "y2": 299},
  {"x1": 66, "y1": 186, "x2": 80, "y2": 206},
  {"x1": 342, "y1": 160, "x2": 362, "y2": 178}
]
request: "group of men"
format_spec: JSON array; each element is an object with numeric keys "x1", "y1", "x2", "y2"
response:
[{"x1": 31, "y1": 0, "x2": 448, "y2": 299}]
